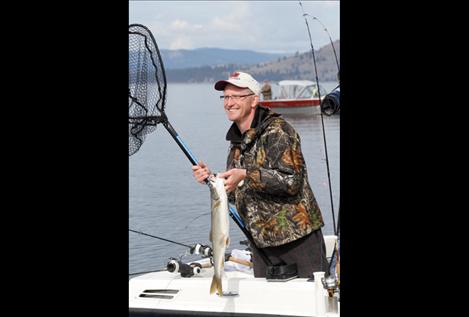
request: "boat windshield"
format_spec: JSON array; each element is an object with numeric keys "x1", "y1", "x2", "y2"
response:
[
  {"x1": 296, "y1": 85, "x2": 327, "y2": 99},
  {"x1": 278, "y1": 81, "x2": 327, "y2": 99}
]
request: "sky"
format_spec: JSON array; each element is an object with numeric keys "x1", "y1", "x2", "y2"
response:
[{"x1": 129, "y1": 0, "x2": 340, "y2": 54}]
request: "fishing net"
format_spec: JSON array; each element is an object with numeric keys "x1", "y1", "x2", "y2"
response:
[{"x1": 128, "y1": 24, "x2": 167, "y2": 156}]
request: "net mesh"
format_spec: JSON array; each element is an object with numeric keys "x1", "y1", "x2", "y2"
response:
[{"x1": 129, "y1": 24, "x2": 167, "y2": 156}]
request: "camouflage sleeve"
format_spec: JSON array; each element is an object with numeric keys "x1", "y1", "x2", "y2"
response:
[
  {"x1": 227, "y1": 191, "x2": 236, "y2": 204},
  {"x1": 226, "y1": 144, "x2": 240, "y2": 204},
  {"x1": 245, "y1": 124, "x2": 305, "y2": 196}
]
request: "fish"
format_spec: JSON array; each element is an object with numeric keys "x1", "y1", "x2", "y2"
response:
[{"x1": 208, "y1": 174, "x2": 230, "y2": 296}]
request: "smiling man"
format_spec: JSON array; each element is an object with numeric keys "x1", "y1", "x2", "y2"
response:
[{"x1": 192, "y1": 71, "x2": 328, "y2": 278}]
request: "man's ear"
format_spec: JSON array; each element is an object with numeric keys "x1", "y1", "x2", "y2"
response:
[{"x1": 251, "y1": 95, "x2": 259, "y2": 108}]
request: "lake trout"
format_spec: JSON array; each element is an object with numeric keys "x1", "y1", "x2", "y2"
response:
[{"x1": 208, "y1": 175, "x2": 230, "y2": 296}]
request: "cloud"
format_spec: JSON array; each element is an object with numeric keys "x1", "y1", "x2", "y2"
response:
[
  {"x1": 169, "y1": 36, "x2": 193, "y2": 50},
  {"x1": 170, "y1": 19, "x2": 190, "y2": 31},
  {"x1": 211, "y1": 16, "x2": 243, "y2": 32},
  {"x1": 209, "y1": 3, "x2": 251, "y2": 33},
  {"x1": 167, "y1": 19, "x2": 203, "y2": 49},
  {"x1": 130, "y1": 1, "x2": 339, "y2": 53}
]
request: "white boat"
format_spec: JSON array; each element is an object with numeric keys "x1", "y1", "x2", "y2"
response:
[
  {"x1": 129, "y1": 235, "x2": 340, "y2": 317},
  {"x1": 259, "y1": 80, "x2": 328, "y2": 115}
]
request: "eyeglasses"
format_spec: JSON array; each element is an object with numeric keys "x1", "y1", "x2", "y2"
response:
[{"x1": 220, "y1": 93, "x2": 254, "y2": 102}]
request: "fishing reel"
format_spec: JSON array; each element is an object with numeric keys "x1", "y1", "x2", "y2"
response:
[
  {"x1": 321, "y1": 274, "x2": 339, "y2": 297},
  {"x1": 190, "y1": 243, "x2": 213, "y2": 258},
  {"x1": 166, "y1": 257, "x2": 202, "y2": 278},
  {"x1": 322, "y1": 274, "x2": 340, "y2": 313}
]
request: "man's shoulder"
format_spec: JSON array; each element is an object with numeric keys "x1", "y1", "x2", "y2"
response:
[
  {"x1": 264, "y1": 117, "x2": 297, "y2": 136},
  {"x1": 268, "y1": 116, "x2": 292, "y2": 128}
]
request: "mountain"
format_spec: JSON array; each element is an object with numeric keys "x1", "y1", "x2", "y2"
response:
[
  {"x1": 164, "y1": 40, "x2": 340, "y2": 83},
  {"x1": 245, "y1": 40, "x2": 340, "y2": 82},
  {"x1": 160, "y1": 48, "x2": 287, "y2": 69}
]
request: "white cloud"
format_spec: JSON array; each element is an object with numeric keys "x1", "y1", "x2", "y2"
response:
[
  {"x1": 169, "y1": 37, "x2": 193, "y2": 50},
  {"x1": 211, "y1": 16, "x2": 243, "y2": 32},
  {"x1": 210, "y1": 3, "x2": 251, "y2": 33},
  {"x1": 170, "y1": 19, "x2": 190, "y2": 31},
  {"x1": 167, "y1": 19, "x2": 204, "y2": 49},
  {"x1": 129, "y1": 1, "x2": 340, "y2": 53}
]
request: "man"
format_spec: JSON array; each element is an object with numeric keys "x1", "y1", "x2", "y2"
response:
[
  {"x1": 261, "y1": 80, "x2": 272, "y2": 100},
  {"x1": 192, "y1": 71, "x2": 328, "y2": 278}
]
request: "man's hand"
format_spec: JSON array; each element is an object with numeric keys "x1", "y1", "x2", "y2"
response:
[
  {"x1": 191, "y1": 161, "x2": 211, "y2": 184},
  {"x1": 218, "y1": 168, "x2": 247, "y2": 192}
]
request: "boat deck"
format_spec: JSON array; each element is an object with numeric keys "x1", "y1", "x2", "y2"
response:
[{"x1": 130, "y1": 236, "x2": 340, "y2": 317}]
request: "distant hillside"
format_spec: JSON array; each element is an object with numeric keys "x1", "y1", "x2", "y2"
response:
[
  {"x1": 165, "y1": 40, "x2": 340, "y2": 83},
  {"x1": 160, "y1": 48, "x2": 286, "y2": 69},
  {"x1": 244, "y1": 40, "x2": 340, "y2": 82}
]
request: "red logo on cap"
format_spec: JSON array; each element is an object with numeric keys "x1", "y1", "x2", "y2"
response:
[{"x1": 230, "y1": 72, "x2": 240, "y2": 78}]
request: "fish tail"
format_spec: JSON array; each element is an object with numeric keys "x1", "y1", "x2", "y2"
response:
[{"x1": 210, "y1": 276, "x2": 223, "y2": 296}]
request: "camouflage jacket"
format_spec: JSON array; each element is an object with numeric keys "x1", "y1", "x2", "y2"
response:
[{"x1": 226, "y1": 106, "x2": 324, "y2": 248}]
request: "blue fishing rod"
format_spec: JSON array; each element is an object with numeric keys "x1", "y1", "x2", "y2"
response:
[
  {"x1": 298, "y1": 2, "x2": 337, "y2": 235},
  {"x1": 162, "y1": 121, "x2": 273, "y2": 267},
  {"x1": 162, "y1": 120, "x2": 247, "y2": 230}
]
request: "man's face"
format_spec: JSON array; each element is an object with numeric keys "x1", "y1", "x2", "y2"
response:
[{"x1": 223, "y1": 84, "x2": 258, "y2": 124}]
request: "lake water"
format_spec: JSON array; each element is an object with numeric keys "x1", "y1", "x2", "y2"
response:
[{"x1": 129, "y1": 82, "x2": 340, "y2": 274}]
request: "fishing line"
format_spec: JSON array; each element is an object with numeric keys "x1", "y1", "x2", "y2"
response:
[
  {"x1": 129, "y1": 269, "x2": 166, "y2": 276},
  {"x1": 327, "y1": 205, "x2": 340, "y2": 276},
  {"x1": 309, "y1": 15, "x2": 340, "y2": 73},
  {"x1": 308, "y1": 13, "x2": 340, "y2": 116},
  {"x1": 329, "y1": 206, "x2": 340, "y2": 271},
  {"x1": 129, "y1": 228, "x2": 193, "y2": 248},
  {"x1": 182, "y1": 211, "x2": 211, "y2": 230},
  {"x1": 299, "y1": 1, "x2": 337, "y2": 236}
]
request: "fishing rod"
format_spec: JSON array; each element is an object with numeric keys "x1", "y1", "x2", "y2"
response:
[
  {"x1": 302, "y1": 6, "x2": 340, "y2": 115},
  {"x1": 129, "y1": 228, "x2": 211, "y2": 277},
  {"x1": 327, "y1": 204, "x2": 340, "y2": 275},
  {"x1": 162, "y1": 122, "x2": 273, "y2": 267},
  {"x1": 129, "y1": 228, "x2": 253, "y2": 277},
  {"x1": 129, "y1": 228, "x2": 213, "y2": 257},
  {"x1": 129, "y1": 269, "x2": 166, "y2": 276},
  {"x1": 298, "y1": 1, "x2": 337, "y2": 235},
  {"x1": 130, "y1": 228, "x2": 210, "y2": 262},
  {"x1": 309, "y1": 15, "x2": 340, "y2": 73},
  {"x1": 129, "y1": 228, "x2": 192, "y2": 248}
]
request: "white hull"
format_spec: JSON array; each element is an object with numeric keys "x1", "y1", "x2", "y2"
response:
[
  {"x1": 269, "y1": 105, "x2": 322, "y2": 116},
  {"x1": 129, "y1": 236, "x2": 339, "y2": 317}
]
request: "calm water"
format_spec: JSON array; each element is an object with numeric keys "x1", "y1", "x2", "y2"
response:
[{"x1": 129, "y1": 82, "x2": 340, "y2": 274}]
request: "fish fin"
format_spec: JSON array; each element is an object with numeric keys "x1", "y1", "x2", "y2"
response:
[
  {"x1": 212, "y1": 200, "x2": 221, "y2": 209},
  {"x1": 210, "y1": 276, "x2": 223, "y2": 296},
  {"x1": 219, "y1": 235, "x2": 230, "y2": 247}
]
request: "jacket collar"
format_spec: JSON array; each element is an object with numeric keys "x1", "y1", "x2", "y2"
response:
[{"x1": 226, "y1": 106, "x2": 280, "y2": 145}]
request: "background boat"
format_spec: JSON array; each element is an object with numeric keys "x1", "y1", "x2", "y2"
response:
[{"x1": 259, "y1": 80, "x2": 328, "y2": 115}]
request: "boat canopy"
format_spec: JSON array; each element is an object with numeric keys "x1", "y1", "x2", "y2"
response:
[{"x1": 278, "y1": 80, "x2": 327, "y2": 99}]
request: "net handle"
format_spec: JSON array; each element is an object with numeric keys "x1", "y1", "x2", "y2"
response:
[{"x1": 161, "y1": 120, "x2": 272, "y2": 266}]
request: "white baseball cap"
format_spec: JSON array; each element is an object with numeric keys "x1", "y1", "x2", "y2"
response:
[{"x1": 214, "y1": 71, "x2": 261, "y2": 96}]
